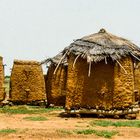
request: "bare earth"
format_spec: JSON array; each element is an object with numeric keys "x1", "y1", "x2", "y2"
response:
[{"x1": 0, "y1": 110, "x2": 140, "y2": 140}]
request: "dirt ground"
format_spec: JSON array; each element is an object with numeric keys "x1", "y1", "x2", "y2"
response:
[{"x1": 0, "y1": 109, "x2": 140, "y2": 140}]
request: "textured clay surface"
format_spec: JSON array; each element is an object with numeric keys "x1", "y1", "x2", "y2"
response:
[
  {"x1": 9, "y1": 60, "x2": 46, "y2": 103},
  {"x1": 113, "y1": 56, "x2": 134, "y2": 108},
  {"x1": 134, "y1": 61, "x2": 140, "y2": 101},
  {"x1": 46, "y1": 64, "x2": 67, "y2": 106},
  {"x1": 66, "y1": 54, "x2": 135, "y2": 111},
  {"x1": 0, "y1": 57, "x2": 4, "y2": 101}
]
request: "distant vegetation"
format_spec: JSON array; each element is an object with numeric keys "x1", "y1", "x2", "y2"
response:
[{"x1": 5, "y1": 75, "x2": 10, "y2": 78}]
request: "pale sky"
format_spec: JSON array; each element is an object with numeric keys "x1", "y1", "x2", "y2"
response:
[{"x1": 0, "y1": 0, "x2": 140, "y2": 75}]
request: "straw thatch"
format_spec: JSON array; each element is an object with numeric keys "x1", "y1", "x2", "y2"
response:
[
  {"x1": 9, "y1": 60, "x2": 46, "y2": 104},
  {"x1": 0, "y1": 56, "x2": 4, "y2": 101},
  {"x1": 59, "y1": 29, "x2": 140, "y2": 117},
  {"x1": 53, "y1": 29, "x2": 140, "y2": 77},
  {"x1": 44, "y1": 53, "x2": 67, "y2": 106},
  {"x1": 63, "y1": 28, "x2": 140, "y2": 64}
]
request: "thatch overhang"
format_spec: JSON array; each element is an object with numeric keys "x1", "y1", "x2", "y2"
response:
[
  {"x1": 54, "y1": 29, "x2": 140, "y2": 76},
  {"x1": 41, "y1": 52, "x2": 68, "y2": 75},
  {"x1": 43, "y1": 53, "x2": 68, "y2": 107},
  {"x1": 41, "y1": 52, "x2": 68, "y2": 67},
  {"x1": 42, "y1": 29, "x2": 140, "y2": 76},
  {"x1": 63, "y1": 29, "x2": 140, "y2": 63}
]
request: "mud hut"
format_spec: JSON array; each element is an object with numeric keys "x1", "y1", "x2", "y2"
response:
[
  {"x1": 9, "y1": 60, "x2": 46, "y2": 104},
  {"x1": 43, "y1": 53, "x2": 67, "y2": 106},
  {"x1": 0, "y1": 56, "x2": 4, "y2": 101},
  {"x1": 58, "y1": 29, "x2": 140, "y2": 117},
  {"x1": 134, "y1": 60, "x2": 140, "y2": 102}
]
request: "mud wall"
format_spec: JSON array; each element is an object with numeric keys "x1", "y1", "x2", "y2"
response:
[
  {"x1": 65, "y1": 54, "x2": 114, "y2": 110},
  {"x1": 9, "y1": 60, "x2": 46, "y2": 103},
  {"x1": 46, "y1": 64, "x2": 67, "y2": 106},
  {"x1": 65, "y1": 54, "x2": 135, "y2": 110},
  {"x1": 0, "y1": 57, "x2": 4, "y2": 101},
  {"x1": 134, "y1": 61, "x2": 140, "y2": 101},
  {"x1": 113, "y1": 57, "x2": 134, "y2": 109}
]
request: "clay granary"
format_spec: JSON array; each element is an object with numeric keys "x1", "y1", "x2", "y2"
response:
[
  {"x1": 9, "y1": 60, "x2": 46, "y2": 104},
  {"x1": 0, "y1": 56, "x2": 4, "y2": 101},
  {"x1": 43, "y1": 53, "x2": 67, "y2": 106},
  {"x1": 57, "y1": 29, "x2": 140, "y2": 118},
  {"x1": 134, "y1": 60, "x2": 140, "y2": 102}
]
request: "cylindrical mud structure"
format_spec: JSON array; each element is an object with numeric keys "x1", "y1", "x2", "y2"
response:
[{"x1": 46, "y1": 63, "x2": 67, "y2": 106}]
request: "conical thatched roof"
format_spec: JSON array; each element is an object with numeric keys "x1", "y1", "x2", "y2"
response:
[
  {"x1": 63, "y1": 28, "x2": 140, "y2": 63},
  {"x1": 42, "y1": 29, "x2": 140, "y2": 76}
]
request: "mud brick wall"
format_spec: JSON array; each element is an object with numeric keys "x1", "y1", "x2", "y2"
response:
[
  {"x1": 9, "y1": 60, "x2": 46, "y2": 103},
  {"x1": 65, "y1": 54, "x2": 114, "y2": 110},
  {"x1": 0, "y1": 57, "x2": 4, "y2": 101},
  {"x1": 65, "y1": 54, "x2": 135, "y2": 111},
  {"x1": 134, "y1": 61, "x2": 140, "y2": 101},
  {"x1": 113, "y1": 56, "x2": 135, "y2": 109},
  {"x1": 46, "y1": 64, "x2": 67, "y2": 106}
]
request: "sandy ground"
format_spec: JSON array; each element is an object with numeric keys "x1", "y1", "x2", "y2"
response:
[{"x1": 0, "y1": 110, "x2": 140, "y2": 140}]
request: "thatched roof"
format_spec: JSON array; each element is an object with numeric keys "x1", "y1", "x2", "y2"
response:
[
  {"x1": 63, "y1": 28, "x2": 140, "y2": 63},
  {"x1": 43, "y1": 29, "x2": 140, "y2": 76},
  {"x1": 41, "y1": 52, "x2": 67, "y2": 66}
]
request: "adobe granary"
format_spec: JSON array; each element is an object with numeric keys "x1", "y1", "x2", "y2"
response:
[
  {"x1": 43, "y1": 53, "x2": 67, "y2": 106},
  {"x1": 0, "y1": 56, "x2": 4, "y2": 101},
  {"x1": 134, "y1": 60, "x2": 140, "y2": 102},
  {"x1": 9, "y1": 60, "x2": 46, "y2": 105},
  {"x1": 58, "y1": 29, "x2": 140, "y2": 118}
]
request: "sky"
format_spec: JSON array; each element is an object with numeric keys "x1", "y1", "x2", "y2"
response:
[{"x1": 0, "y1": 0, "x2": 140, "y2": 75}]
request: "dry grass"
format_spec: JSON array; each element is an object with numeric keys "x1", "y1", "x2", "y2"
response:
[{"x1": 23, "y1": 116, "x2": 48, "y2": 121}]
